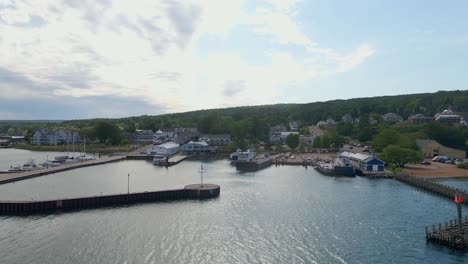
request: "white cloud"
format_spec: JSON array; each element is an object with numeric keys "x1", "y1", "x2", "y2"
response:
[{"x1": 0, "y1": 0, "x2": 375, "y2": 116}]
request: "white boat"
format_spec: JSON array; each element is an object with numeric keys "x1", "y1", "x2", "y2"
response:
[
  {"x1": 21, "y1": 159, "x2": 39, "y2": 171},
  {"x1": 8, "y1": 165, "x2": 22, "y2": 172},
  {"x1": 153, "y1": 154, "x2": 167, "y2": 165}
]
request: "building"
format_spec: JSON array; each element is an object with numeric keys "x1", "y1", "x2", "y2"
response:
[
  {"x1": 230, "y1": 149, "x2": 255, "y2": 162},
  {"x1": 181, "y1": 140, "x2": 209, "y2": 154},
  {"x1": 317, "y1": 118, "x2": 336, "y2": 127},
  {"x1": 145, "y1": 142, "x2": 180, "y2": 156},
  {"x1": 408, "y1": 114, "x2": 434, "y2": 124},
  {"x1": 199, "y1": 134, "x2": 231, "y2": 146},
  {"x1": 174, "y1": 128, "x2": 199, "y2": 145},
  {"x1": 289, "y1": 121, "x2": 299, "y2": 131},
  {"x1": 57, "y1": 130, "x2": 81, "y2": 144},
  {"x1": 342, "y1": 114, "x2": 354, "y2": 123},
  {"x1": 269, "y1": 125, "x2": 287, "y2": 142},
  {"x1": 0, "y1": 135, "x2": 25, "y2": 144},
  {"x1": 155, "y1": 128, "x2": 176, "y2": 139},
  {"x1": 339, "y1": 151, "x2": 385, "y2": 174},
  {"x1": 416, "y1": 139, "x2": 466, "y2": 159},
  {"x1": 135, "y1": 130, "x2": 154, "y2": 143},
  {"x1": 434, "y1": 109, "x2": 461, "y2": 125},
  {"x1": 382, "y1": 113, "x2": 403, "y2": 123},
  {"x1": 31, "y1": 130, "x2": 59, "y2": 145},
  {"x1": 280, "y1": 131, "x2": 299, "y2": 142}
]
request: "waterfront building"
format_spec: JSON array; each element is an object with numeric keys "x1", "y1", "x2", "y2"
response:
[
  {"x1": 181, "y1": 140, "x2": 209, "y2": 154},
  {"x1": 416, "y1": 139, "x2": 466, "y2": 159},
  {"x1": 382, "y1": 113, "x2": 403, "y2": 123},
  {"x1": 339, "y1": 151, "x2": 385, "y2": 173},
  {"x1": 0, "y1": 139, "x2": 10, "y2": 147},
  {"x1": 57, "y1": 130, "x2": 81, "y2": 144},
  {"x1": 156, "y1": 128, "x2": 176, "y2": 139},
  {"x1": 199, "y1": 134, "x2": 231, "y2": 146},
  {"x1": 145, "y1": 142, "x2": 180, "y2": 156}
]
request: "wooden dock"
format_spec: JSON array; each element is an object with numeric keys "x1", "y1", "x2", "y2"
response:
[
  {"x1": 394, "y1": 173, "x2": 468, "y2": 203},
  {"x1": 0, "y1": 156, "x2": 126, "y2": 185},
  {"x1": 0, "y1": 184, "x2": 220, "y2": 215},
  {"x1": 426, "y1": 216, "x2": 468, "y2": 250}
]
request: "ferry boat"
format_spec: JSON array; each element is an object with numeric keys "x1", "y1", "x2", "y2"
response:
[
  {"x1": 230, "y1": 149, "x2": 256, "y2": 163},
  {"x1": 153, "y1": 154, "x2": 168, "y2": 165}
]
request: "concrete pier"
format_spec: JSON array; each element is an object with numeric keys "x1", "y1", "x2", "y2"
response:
[
  {"x1": 0, "y1": 184, "x2": 220, "y2": 215},
  {"x1": 0, "y1": 156, "x2": 125, "y2": 185}
]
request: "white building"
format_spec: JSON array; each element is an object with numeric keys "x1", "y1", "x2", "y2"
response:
[
  {"x1": 434, "y1": 109, "x2": 461, "y2": 124},
  {"x1": 289, "y1": 121, "x2": 299, "y2": 131},
  {"x1": 145, "y1": 142, "x2": 180, "y2": 156},
  {"x1": 181, "y1": 140, "x2": 209, "y2": 154},
  {"x1": 280, "y1": 131, "x2": 299, "y2": 141},
  {"x1": 31, "y1": 130, "x2": 59, "y2": 145},
  {"x1": 230, "y1": 149, "x2": 255, "y2": 162}
]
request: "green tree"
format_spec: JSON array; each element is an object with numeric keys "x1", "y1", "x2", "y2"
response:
[
  {"x1": 373, "y1": 129, "x2": 400, "y2": 152},
  {"x1": 285, "y1": 134, "x2": 300, "y2": 150},
  {"x1": 94, "y1": 121, "x2": 122, "y2": 145},
  {"x1": 7, "y1": 127, "x2": 15, "y2": 136},
  {"x1": 312, "y1": 136, "x2": 322, "y2": 149},
  {"x1": 381, "y1": 145, "x2": 422, "y2": 168}
]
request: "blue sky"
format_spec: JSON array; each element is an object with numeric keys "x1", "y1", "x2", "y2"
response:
[{"x1": 0, "y1": 0, "x2": 467, "y2": 119}]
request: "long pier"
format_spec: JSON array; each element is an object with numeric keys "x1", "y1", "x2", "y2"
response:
[
  {"x1": 0, "y1": 184, "x2": 220, "y2": 215},
  {"x1": 0, "y1": 156, "x2": 125, "y2": 185},
  {"x1": 394, "y1": 173, "x2": 468, "y2": 204},
  {"x1": 426, "y1": 216, "x2": 468, "y2": 250}
]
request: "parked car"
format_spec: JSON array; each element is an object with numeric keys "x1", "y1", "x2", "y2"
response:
[
  {"x1": 432, "y1": 156, "x2": 449, "y2": 163},
  {"x1": 420, "y1": 161, "x2": 431, "y2": 165}
]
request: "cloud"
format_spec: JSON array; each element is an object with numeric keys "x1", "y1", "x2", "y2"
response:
[
  {"x1": 223, "y1": 80, "x2": 247, "y2": 97},
  {"x1": 0, "y1": 0, "x2": 375, "y2": 118}
]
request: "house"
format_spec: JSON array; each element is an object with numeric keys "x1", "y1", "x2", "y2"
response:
[
  {"x1": 416, "y1": 139, "x2": 466, "y2": 159},
  {"x1": 339, "y1": 151, "x2": 385, "y2": 174},
  {"x1": 181, "y1": 140, "x2": 209, "y2": 154},
  {"x1": 269, "y1": 125, "x2": 287, "y2": 142},
  {"x1": 174, "y1": 128, "x2": 199, "y2": 145},
  {"x1": 317, "y1": 119, "x2": 336, "y2": 127},
  {"x1": 289, "y1": 121, "x2": 299, "y2": 131},
  {"x1": 156, "y1": 128, "x2": 176, "y2": 139},
  {"x1": 408, "y1": 114, "x2": 433, "y2": 124},
  {"x1": 342, "y1": 114, "x2": 354, "y2": 123},
  {"x1": 199, "y1": 134, "x2": 231, "y2": 146},
  {"x1": 434, "y1": 109, "x2": 461, "y2": 125},
  {"x1": 145, "y1": 142, "x2": 180, "y2": 156},
  {"x1": 135, "y1": 130, "x2": 154, "y2": 143},
  {"x1": 382, "y1": 113, "x2": 403, "y2": 123}
]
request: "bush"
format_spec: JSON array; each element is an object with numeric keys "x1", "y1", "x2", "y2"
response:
[{"x1": 457, "y1": 163, "x2": 468, "y2": 170}]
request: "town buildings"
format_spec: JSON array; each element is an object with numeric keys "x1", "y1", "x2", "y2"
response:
[
  {"x1": 382, "y1": 113, "x2": 403, "y2": 123},
  {"x1": 407, "y1": 114, "x2": 434, "y2": 124},
  {"x1": 181, "y1": 140, "x2": 209, "y2": 154},
  {"x1": 199, "y1": 134, "x2": 231, "y2": 146},
  {"x1": 31, "y1": 130, "x2": 80, "y2": 145},
  {"x1": 339, "y1": 151, "x2": 385, "y2": 174},
  {"x1": 434, "y1": 109, "x2": 461, "y2": 125}
]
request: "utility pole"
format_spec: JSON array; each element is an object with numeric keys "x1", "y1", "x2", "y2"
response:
[{"x1": 127, "y1": 173, "x2": 130, "y2": 195}]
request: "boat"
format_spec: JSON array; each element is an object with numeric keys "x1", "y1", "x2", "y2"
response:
[
  {"x1": 8, "y1": 165, "x2": 23, "y2": 172},
  {"x1": 315, "y1": 159, "x2": 355, "y2": 177},
  {"x1": 153, "y1": 154, "x2": 168, "y2": 165},
  {"x1": 21, "y1": 159, "x2": 39, "y2": 171}
]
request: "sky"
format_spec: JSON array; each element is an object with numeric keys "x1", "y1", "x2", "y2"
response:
[{"x1": 0, "y1": 0, "x2": 467, "y2": 120}]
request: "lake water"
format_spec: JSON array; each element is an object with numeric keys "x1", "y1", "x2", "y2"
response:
[{"x1": 1, "y1": 149, "x2": 468, "y2": 263}]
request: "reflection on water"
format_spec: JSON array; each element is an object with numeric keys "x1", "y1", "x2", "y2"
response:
[{"x1": 0, "y1": 149, "x2": 468, "y2": 263}]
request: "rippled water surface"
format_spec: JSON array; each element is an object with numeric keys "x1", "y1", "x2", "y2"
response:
[{"x1": 1, "y1": 149, "x2": 468, "y2": 263}]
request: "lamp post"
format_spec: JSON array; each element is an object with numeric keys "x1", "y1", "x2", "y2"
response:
[{"x1": 127, "y1": 173, "x2": 130, "y2": 195}]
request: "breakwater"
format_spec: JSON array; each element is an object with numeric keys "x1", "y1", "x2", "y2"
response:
[
  {"x1": 394, "y1": 174, "x2": 468, "y2": 203},
  {"x1": 0, "y1": 184, "x2": 220, "y2": 215}
]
